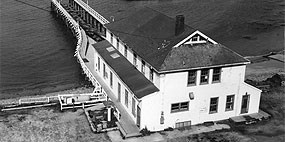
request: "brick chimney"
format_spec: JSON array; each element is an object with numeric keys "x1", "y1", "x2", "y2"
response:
[{"x1": 175, "y1": 15, "x2": 185, "y2": 36}]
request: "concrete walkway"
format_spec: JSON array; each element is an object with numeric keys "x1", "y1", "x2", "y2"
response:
[{"x1": 107, "y1": 123, "x2": 230, "y2": 142}]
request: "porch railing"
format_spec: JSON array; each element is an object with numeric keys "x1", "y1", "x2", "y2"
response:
[{"x1": 73, "y1": 0, "x2": 109, "y2": 25}]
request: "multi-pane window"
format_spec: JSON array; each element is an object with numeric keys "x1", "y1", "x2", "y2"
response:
[
  {"x1": 212, "y1": 68, "x2": 221, "y2": 83},
  {"x1": 150, "y1": 68, "x2": 154, "y2": 82},
  {"x1": 117, "y1": 83, "x2": 121, "y2": 102},
  {"x1": 132, "y1": 98, "x2": 136, "y2": 117},
  {"x1": 97, "y1": 57, "x2": 100, "y2": 72},
  {"x1": 187, "y1": 70, "x2": 196, "y2": 86},
  {"x1": 141, "y1": 60, "x2": 145, "y2": 74},
  {"x1": 110, "y1": 71, "x2": 113, "y2": 88},
  {"x1": 110, "y1": 33, "x2": 113, "y2": 44},
  {"x1": 125, "y1": 89, "x2": 128, "y2": 108},
  {"x1": 133, "y1": 53, "x2": 137, "y2": 67},
  {"x1": 209, "y1": 97, "x2": 219, "y2": 113},
  {"x1": 124, "y1": 45, "x2": 128, "y2": 57},
  {"x1": 102, "y1": 27, "x2": 106, "y2": 37},
  {"x1": 171, "y1": 102, "x2": 189, "y2": 113},
  {"x1": 117, "y1": 38, "x2": 120, "y2": 50},
  {"x1": 226, "y1": 95, "x2": 235, "y2": 111},
  {"x1": 103, "y1": 63, "x2": 107, "y2": 78},
  {"x1": 200, "y1": 69, "x2": 209, "y2": 84}
]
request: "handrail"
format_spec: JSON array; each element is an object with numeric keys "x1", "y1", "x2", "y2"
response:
[
  {"x1": 74, "y1": 0, "x2": 109, "y2": 24},
  {"x1": 51, "y1": 0, "x2": 106, "y2": 98}
]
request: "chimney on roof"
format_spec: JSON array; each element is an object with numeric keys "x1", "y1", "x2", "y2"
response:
[{"x1": 175, "y1": 15, "x2": 185, "y2": 36}]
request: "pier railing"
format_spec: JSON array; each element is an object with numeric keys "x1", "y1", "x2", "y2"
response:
[
  {"x1": 51, "y1": 0, "x2": 107, "y2": 100},
  {"x1": 74, "y1": 0, "x2": 109, "y2": 25}
]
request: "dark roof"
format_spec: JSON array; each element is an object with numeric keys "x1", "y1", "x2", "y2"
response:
[
  {"x1": 160, "y1": 44, "x2": 249, "y2": 72},
  {"x1": 105, "y1": 7, "x2": 196, "y2": 71},
  {"x1": 93, "y1": 40, "x2": 159, "y2": 99}
]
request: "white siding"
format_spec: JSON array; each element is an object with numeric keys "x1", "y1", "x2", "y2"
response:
[
  {"x1": 140, "y1": 92, "x2": 162, "y2": 131},
  {"x1": 141, "y1": 65, "x2": 261, "y2": 131}
]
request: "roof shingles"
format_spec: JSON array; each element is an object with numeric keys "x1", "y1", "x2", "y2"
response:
[
  {"x1": 160, "y1": 44, "x2": 249, "y2": 71},
  {"x1": 93, "y1": 40, "x2": 159, "y2": 99},
  {"x1": 105, "y1": 7, "x2": 196, "y2": 71},
  {"x1": 105, "y1": 7, "x2": 248, "y2": 72}
]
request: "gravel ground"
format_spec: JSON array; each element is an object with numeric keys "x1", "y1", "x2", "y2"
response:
[{"x1": 0, "y1": 106, "x2": 110, "y2": 142}]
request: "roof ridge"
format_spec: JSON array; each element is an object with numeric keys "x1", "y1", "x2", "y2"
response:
[
  {"x1": 142, "y1": 7, "x2": 197, "y2": 71},
  {"x1": 218, "y1": 43, "x2": 250, "y2": 63},
  {"x1": 159, "y1": 46, "x2": 175, "y2": 71},
  {"x1": 145, "y1": 6, "x2": 196, "y2": 30}
]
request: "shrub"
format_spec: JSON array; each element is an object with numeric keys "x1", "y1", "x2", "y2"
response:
[{"x1": 140, "y1": 126, "x2": 151, "y2": 136}]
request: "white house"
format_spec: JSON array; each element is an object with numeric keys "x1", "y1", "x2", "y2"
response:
[{"x1": 89, "y1": 7, "x2": 261, "y2": 131}]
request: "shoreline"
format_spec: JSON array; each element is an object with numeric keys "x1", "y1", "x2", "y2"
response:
[
  {"x1": 1, "y1": 58, "x2": 283, "y2": 106},
  {"x1": 0, "y1": 86, "x2": 94, "y2": 106},
  {"x1": 1, "y1": 0, "x2": 284, "y2": 106}
]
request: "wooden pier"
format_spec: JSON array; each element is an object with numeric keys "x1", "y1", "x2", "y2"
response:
[{"x1": 50, "y1": 0, "x2": 141, "y2": 138}]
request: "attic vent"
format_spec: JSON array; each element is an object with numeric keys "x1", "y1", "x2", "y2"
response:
[
  {"x1": 106, "y1": 47, "x2": 115, "y2": 52},
  {"x1": 110, "y1": 53, "x2": 120, "y2": 59}
]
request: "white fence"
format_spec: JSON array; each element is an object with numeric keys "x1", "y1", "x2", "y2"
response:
[
  {"x1": 18, "y1": 96, "x2": 58, "y2": 105},
  {"x1": 51, "y1": 0, "x2": 110, "y2": 110},
  {"x1": 73, "y1": 0, "x2": 109, "y2": 25}
]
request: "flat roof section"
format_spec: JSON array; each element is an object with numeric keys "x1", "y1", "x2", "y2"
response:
[{"x1": 92, "y1": 40, "x2": 159, "y2": 99}]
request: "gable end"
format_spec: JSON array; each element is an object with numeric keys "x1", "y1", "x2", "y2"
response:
[{"x1": 174, "y1": 30, "x2": 217, "y2": 47}]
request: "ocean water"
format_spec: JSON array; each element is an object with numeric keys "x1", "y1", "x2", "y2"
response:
[
  {"x1": 0, "y1": 0, "x2": 283, "y2": 99},
  {"x1": 0, "y1": 0, "x2": 88, "y2": 99}
]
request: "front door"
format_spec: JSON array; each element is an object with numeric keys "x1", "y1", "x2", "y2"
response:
[
  {"x1": 137, "y1": 106, "x2": 141, "y2": 128},
  {"x1": 241, "y1": 94, "x2": 250, "y2": 114}
]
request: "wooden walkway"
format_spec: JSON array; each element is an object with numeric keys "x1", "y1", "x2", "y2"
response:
[{"x1": 80, "y1": 35, "x2": 141, "y2": 138}]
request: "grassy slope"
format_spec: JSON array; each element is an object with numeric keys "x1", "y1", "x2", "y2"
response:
[{"x1": 0, "y1": 106, "x2": 111, "y2": 142}]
